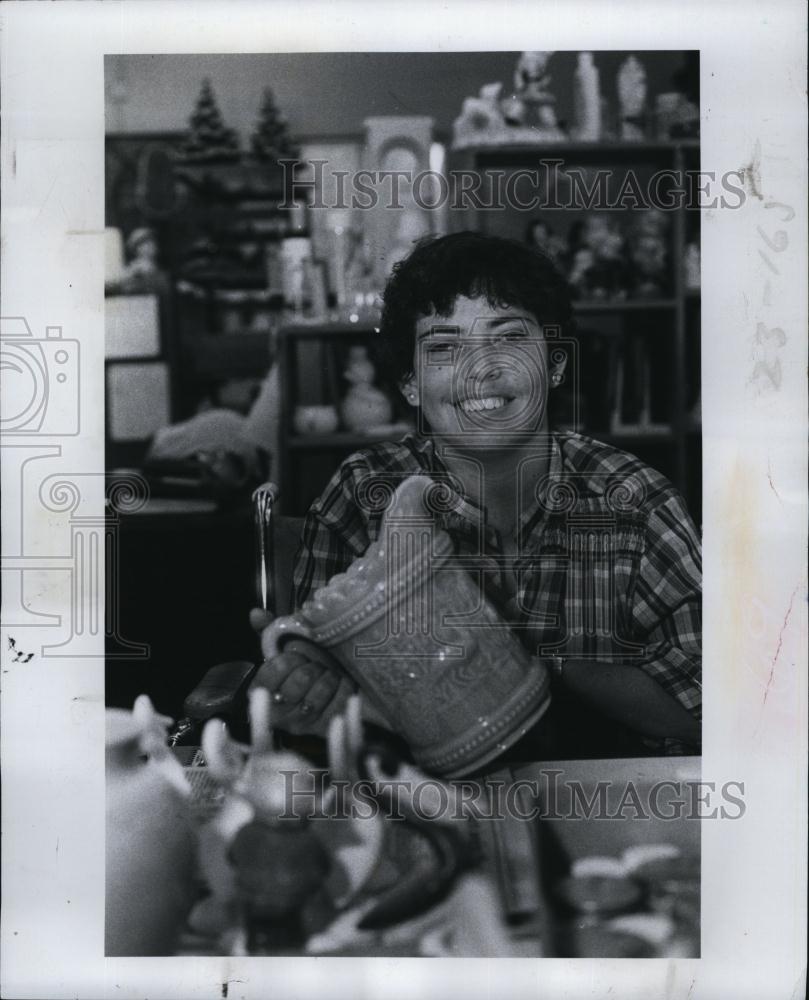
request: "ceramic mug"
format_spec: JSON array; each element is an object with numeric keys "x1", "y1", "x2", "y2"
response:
[{"x1": 262, "y1": 476, "x2": 551, "y2": 777}]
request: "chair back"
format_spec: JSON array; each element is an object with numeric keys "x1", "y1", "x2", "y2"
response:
[{"x1": 272, "y1": 515, "x2": 304, "y2": 617}]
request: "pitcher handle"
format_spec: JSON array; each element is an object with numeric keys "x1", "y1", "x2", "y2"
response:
[{"x1": 260, "y1": 613, "x2": 315, "y2": 660}]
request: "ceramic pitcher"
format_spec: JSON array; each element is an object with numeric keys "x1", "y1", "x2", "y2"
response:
[{"x1": 263, "y1": 476, "x2": 551, "y2": 777}]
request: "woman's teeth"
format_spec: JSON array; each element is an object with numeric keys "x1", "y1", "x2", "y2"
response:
[{"x1": 457, "y1": 396, "x2": 508, "y2": 413}]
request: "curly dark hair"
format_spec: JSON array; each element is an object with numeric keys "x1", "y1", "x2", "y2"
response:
[{"x1": 373, "y1": 231, "x2": 575, "y2": 385}]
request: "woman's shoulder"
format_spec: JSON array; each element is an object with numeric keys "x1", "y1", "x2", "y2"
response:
[
  {"x1": 554, "y1": 429, "x2": 682, "y2": 509},
  {"x1": 337, "y1": 433, "x2": 433, "y2": 479},
  {"x1": 309, "y1": 433, "x2": 432, "y2": 514}
]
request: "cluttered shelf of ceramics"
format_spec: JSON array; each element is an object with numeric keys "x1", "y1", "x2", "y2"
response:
[{"x1": 107, "y1": 477, "x2": 700, "y2": 960}]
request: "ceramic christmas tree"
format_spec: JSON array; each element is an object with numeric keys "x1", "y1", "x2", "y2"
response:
[
  {"x1": 251, "y1": 87, "x2": 297, "y2": 162},
  {"x1": 181, "y1": 78, "x2": 240, "y2": 163}
]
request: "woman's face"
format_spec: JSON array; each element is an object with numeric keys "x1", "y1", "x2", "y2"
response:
[{"x1": 402, "y1": 294, "x2": 560, "y2": 448}]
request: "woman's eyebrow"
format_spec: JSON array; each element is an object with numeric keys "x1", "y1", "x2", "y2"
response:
[{"x1": 486, "y1": 316, "x2": 532, "y2": 329}]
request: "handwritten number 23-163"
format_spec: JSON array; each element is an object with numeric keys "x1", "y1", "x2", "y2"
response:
[
  {"x1": 751, "y1": 201, "x2": 793, "y2": 390},
  {"x1": 751, "y1": 322, "x2": 786, "y2": 390}
]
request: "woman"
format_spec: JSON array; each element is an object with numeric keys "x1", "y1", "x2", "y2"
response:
[{"x1": 253, "y1": 232, "x2": 702, "y2": 760}]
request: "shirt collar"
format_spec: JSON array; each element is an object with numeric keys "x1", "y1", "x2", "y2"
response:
[{"x1": 404, "y1": 429, "x2": 574, "y2": 532}]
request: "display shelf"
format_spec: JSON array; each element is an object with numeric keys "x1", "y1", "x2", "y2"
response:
[
  {"x1": 286, "y1": 431, "x2": 410, "y2": 451},
  {"x1": 573, "y1": 299, "x2": 677, "y2": 313},
  {"x1": 166, "y1": 141, "x2": 304, "y2": 416},
  {"x1": 277, "y1": 323, "x2": 402, "y2": 512},
  {"x1": 452, "y1": 140, "x2": 699, "y2": 160}
]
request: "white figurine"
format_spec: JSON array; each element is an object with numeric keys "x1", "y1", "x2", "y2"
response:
[
  {"x1": 617, "y1": 55, "x2": 647, "y2": 141},
  {"x1": 340, "y1": 345, "x2": 393, "y2": 432},
  {"x1": 451, "y1": 82, "x2": 507, "y2": 148}
]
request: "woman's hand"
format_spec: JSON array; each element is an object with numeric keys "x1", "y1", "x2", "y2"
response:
[
  {"x1": 248, "y1": 608, "x2": 390, "y2": 736},
  {"x1": 249, "y1": 607, "x2": 275, "y2": 633},
  {"x1": 249, "y1": 605, "x2": 356, "y2": 736}
]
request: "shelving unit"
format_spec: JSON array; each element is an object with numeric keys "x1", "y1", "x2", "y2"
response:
[
  {"x1": 448, "y1": 139, "x2": 701, "y2": 522},
  {"x1": 277, "y1": 323, "x2": 415, "y2": 513},
  {"x1": 167, "y1": 155, "x2": 301, "y2": 418}
]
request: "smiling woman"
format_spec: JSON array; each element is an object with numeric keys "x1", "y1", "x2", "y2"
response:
[
  {"x1": 405, "y1": 296, "x2": 563, "y2": 446},
  {"x1": 253, "y1": 232, "x2": 702, "y2": 762}
]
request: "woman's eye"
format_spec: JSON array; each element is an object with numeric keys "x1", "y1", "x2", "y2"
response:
[{"x1": 497, "y1": 330, "x2": 529, "y2": 343}]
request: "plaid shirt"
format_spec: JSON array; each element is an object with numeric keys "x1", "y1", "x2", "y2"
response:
[{"x1": 292, "y1": 430, "x2": 702, "y2": 742}]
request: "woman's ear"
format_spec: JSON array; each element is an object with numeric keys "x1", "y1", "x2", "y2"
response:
[{"x1": 399, "y1": 375, "x2": 419, "y2": 408}]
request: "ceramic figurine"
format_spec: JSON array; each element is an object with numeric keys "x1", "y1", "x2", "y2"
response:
[
  {"x1": 684, "y1": 242, "x2": 700, "y2": 290},
  {"x1": 628, "y1": 210, "x2": 669, "y2": 298},
  {"x1": 617, "y1": 56, "x2": 647, "y2": 141},
  {"x1": 526, "y1": 219, "x2": 568, "y2": 263},
  {"x1": 293, "y1": 404, "x2": 340, "y2": 436},
  {"x1": 514, "y1": 51, "x2": 565, "y2": 137},
  {"x1": 105, "y1": 696, "x2": 196, "y2": 956},
  {"x1": 451, "y1": 82, "x2": 507, "y2": 148},
  {"x1": 573, "y1": 53, "x2": 602, "y2": 141},
  {"x1": 568, "y1": 216, "x2": 628, "y2": 300},
  {"x1": 191, "y1": 688, "x2": 335, "y2": 952},
  {"x1": 339, "y1": 345, "x2": 393, "y2": 432},
  {"x1": 305, "y1": 695, "x2": 484, "y2": 955}
]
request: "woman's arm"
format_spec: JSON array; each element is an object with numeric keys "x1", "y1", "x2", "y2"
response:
[{"x1": 557, "y1": 659, "x2": 701, "y2": 747}]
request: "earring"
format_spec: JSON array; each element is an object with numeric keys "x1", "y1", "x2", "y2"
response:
[
  {"x1": 551, "y1": 373, "x2": 562, "y2": 387},
  {"x1": 408, "y1": 391, "x2": 417, "y2": 401}
]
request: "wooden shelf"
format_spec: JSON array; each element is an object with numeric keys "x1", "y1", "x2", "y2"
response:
[
  {"x1": 189, "y1": 332, "x2": 273, "y2": 378},
  {"x1": 453, "y1": 140, "x2": 699, "y2": 166},
  {"x1": 287, "y1": 431, "x2": 412, "y2": 451},
  {"x1": 279, "y1": 322, "x2": 380, "y2": 339},
  {"x1": 573, "y1": 299, "x2": 677, "y2": 313}
]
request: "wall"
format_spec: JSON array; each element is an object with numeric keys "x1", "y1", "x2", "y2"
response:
[{"x1": 105, "y1": 51, "x2": 692, "y2": 140}]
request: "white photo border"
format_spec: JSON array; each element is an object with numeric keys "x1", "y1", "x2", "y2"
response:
[{"x1": 1, "y1": 2, "x2": 806, "y2": 998}]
